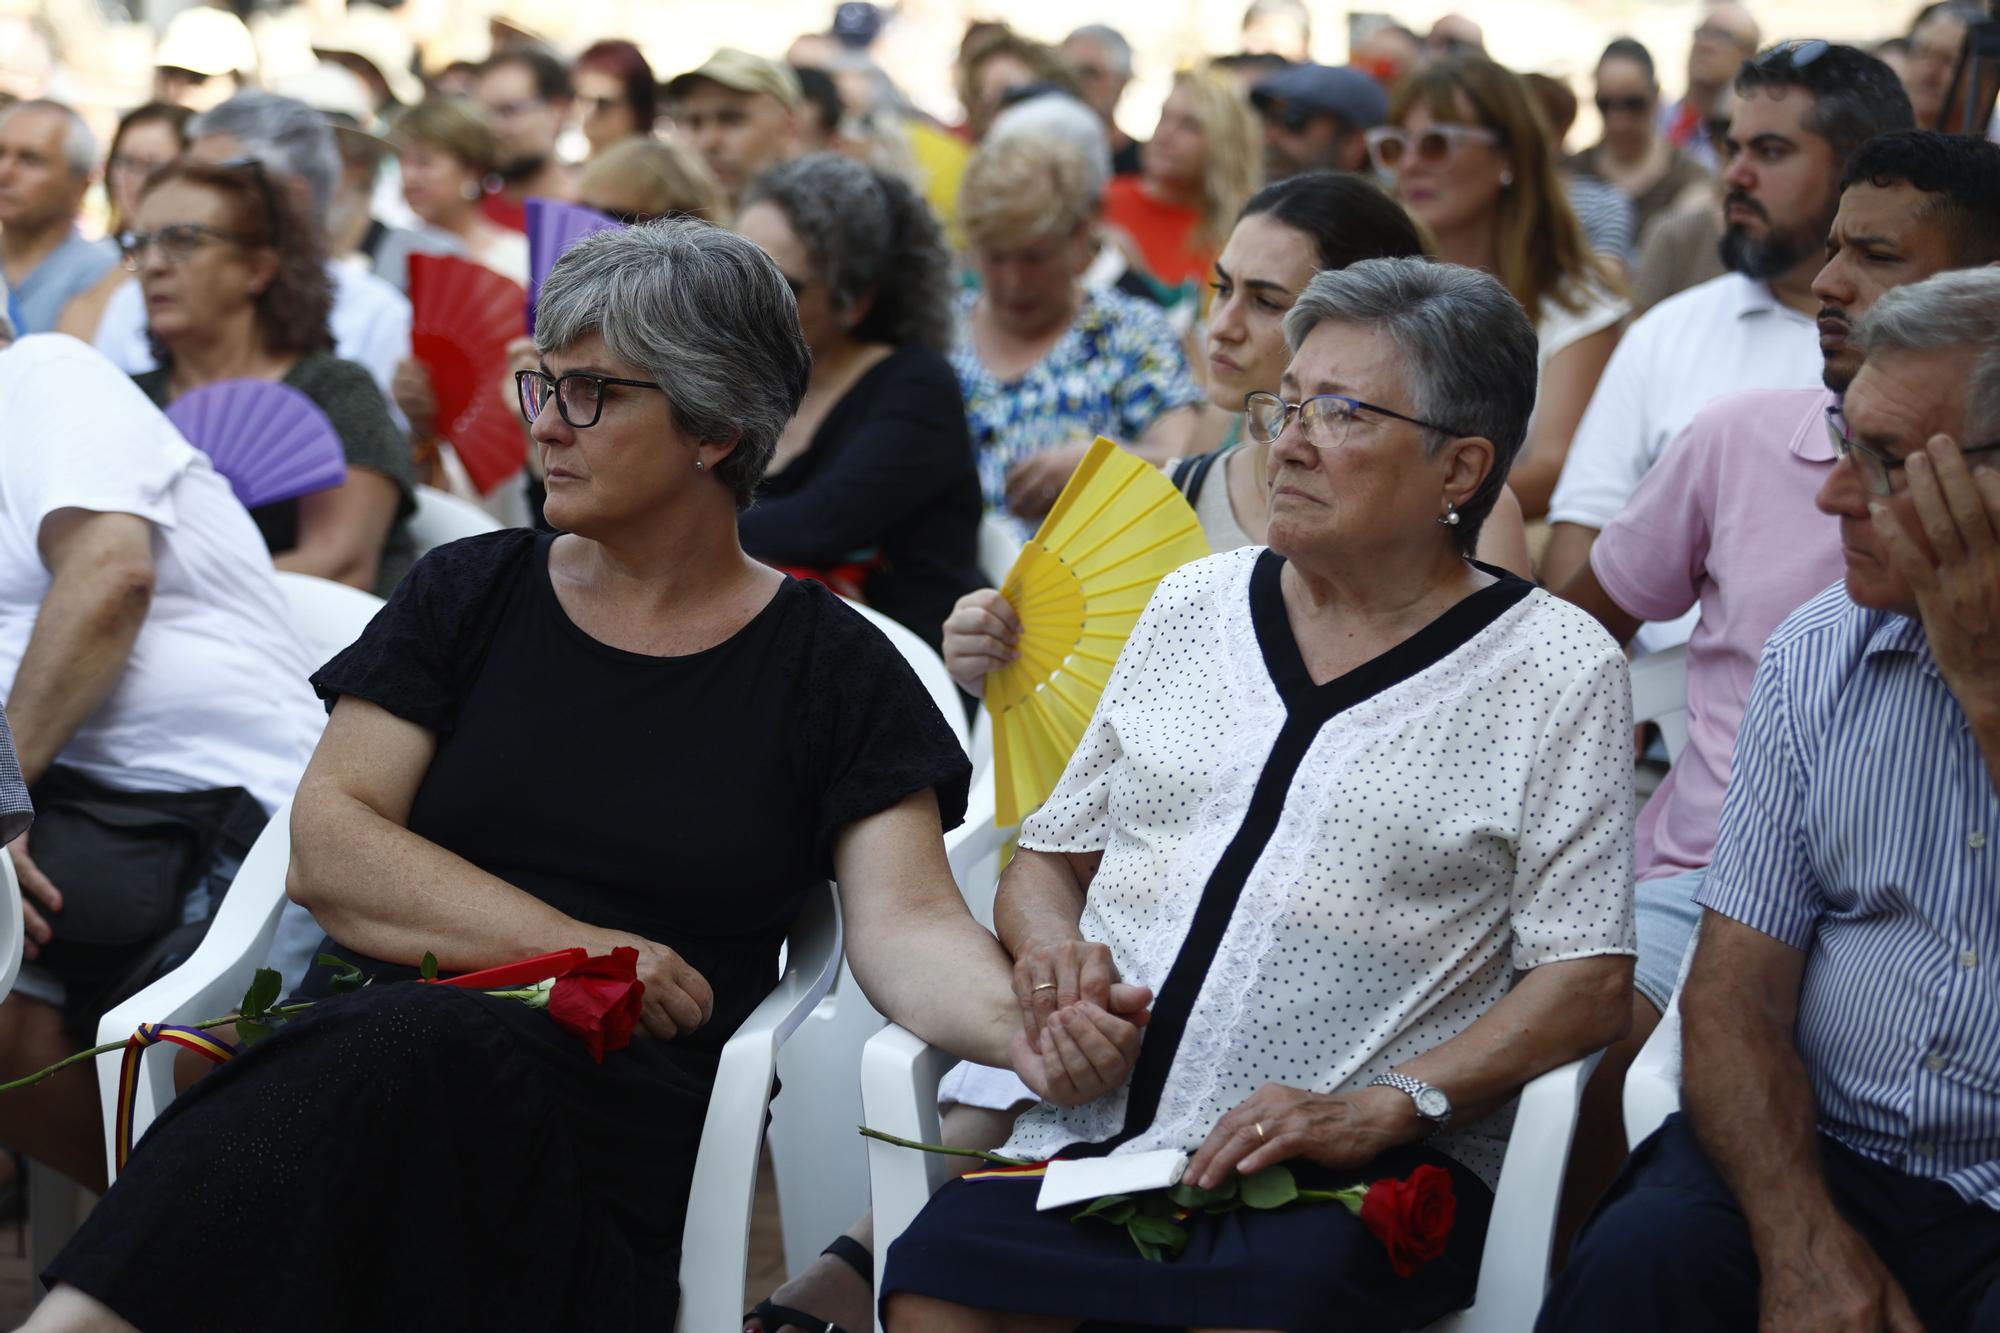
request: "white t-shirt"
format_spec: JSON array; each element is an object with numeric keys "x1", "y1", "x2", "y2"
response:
[
  {"x1": 1548, "y1": 272, "x2": 1819, "y2": 531},
  {"x1": 93, "y1": 260, "x2": 412, "y2": 408},
  {"x1": 0, "y1": 335, "x2": 322, "y2": 811}
]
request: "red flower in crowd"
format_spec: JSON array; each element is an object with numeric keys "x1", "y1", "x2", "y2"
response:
[
  {"x1": 1359, "y1": 1164, "x2": 1457, "y2": 1277},
  {"x1": 546, "y1": 947, "x2": 647, "y2": 1063}
]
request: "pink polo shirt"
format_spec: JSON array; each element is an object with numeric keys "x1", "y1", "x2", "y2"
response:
[{"x1": 1591, "y1": 386, "x2": 1847, "y2": 883}]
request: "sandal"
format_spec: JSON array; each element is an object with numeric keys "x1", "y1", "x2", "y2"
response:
[{"x1": 742, "y1": 1235, "x2": 872, "y2": 1333}]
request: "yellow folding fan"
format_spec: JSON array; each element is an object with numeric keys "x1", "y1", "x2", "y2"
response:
[{"x1": 987, "y1": 437, "x2": 1210, "y2": 825}]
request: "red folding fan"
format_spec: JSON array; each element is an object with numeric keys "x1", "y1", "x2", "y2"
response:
[{"x1": 408, "y1": 254, "x2": 528, "y2": 495}]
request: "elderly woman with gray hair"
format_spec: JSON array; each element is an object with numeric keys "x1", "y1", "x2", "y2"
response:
[
  {"x1": 28, "y1": 221, "x2": 1109, "y2": 1333},
  {"x1": 883, "y1": 259, "x2": 1638, "y2": 1331},
  {"x1": 735, "y1": 153, "x2": 982, "y2": 650}
]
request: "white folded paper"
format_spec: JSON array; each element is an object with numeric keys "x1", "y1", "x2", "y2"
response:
[{"x1": 1035, "y1": 1148, "x2": 1190, "y2": 1211}]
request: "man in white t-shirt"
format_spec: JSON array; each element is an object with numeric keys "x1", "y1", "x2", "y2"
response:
[
  {"x1": 0, "y1": 326, "x2": 322, "y2": 1189},
  {"x1": 90, "y1": 91, "x2": 411, "y2": 411},
  {"x1": 1541, "y1": 45, "x2": 1915, "y2": 634}
]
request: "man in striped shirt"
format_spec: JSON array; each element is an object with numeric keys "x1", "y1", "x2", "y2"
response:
[{"x1": 1543, "y1": 268, "x2": 2000, "y2": 1332}]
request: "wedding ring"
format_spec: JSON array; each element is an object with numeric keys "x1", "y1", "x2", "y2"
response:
[
  {"x1": 1032, "y1": 982, "x2": 1058, "y2": 993},
  {"x1": 1255, "y1": 1122, "x2": 1267, "y2": 1141}
]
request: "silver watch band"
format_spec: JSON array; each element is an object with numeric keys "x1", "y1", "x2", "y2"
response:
[{"x1": 1367, "y1": 1071, "x2": 1452, "y2": 1133}]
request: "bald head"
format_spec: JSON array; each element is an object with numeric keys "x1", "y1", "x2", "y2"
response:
[
  {"x1": 1689, "y1": 3, "x2": 1761, "y2": 92},
  {"x1": 1426, "y1": 14, "x2": 1485, "y2": 58}
]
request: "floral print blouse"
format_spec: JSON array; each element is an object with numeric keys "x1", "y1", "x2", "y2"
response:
[{"x1": 950, "y1": 287, "x2": 1205, "y2": 521}]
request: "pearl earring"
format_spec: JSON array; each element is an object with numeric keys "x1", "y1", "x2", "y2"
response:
[
  {"x1": 1437, "y1": 502, "x2": 1460, "y2": 526},
  {"x1": 694, "y1": 459, "x2": 705, "y2": 471},
  {"x1": 1499, "y1": 170, "x2": 1514, "y2": 188}
]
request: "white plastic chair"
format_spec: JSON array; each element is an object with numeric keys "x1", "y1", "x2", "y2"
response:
[
  {"x1": 976, "y1": 514, "x2": 1024, "y2": 588},
  {"x1": 863, "y1": 1031, "x2": 1603, "y2": 1333},
  {"x1": 0, "y1": 836, "x2": 24, "y2": 1003},
  {"x1": 92, "y1": 827, "x2": 842, "y2": 1332},
  {"x1": 841, "y1": 600, "x2": 969, "y2": 756},
  {"x1": 407, "y1": 483, "x2": 503, "y2": 554},
  {"x1": 766, "y1": 762, "x2": 1002, "y2": 1274},
  {"x1": 275, "y1": 572, "x2": 387, "y2": 662},
  {"x1": 1629, "y1": 644, "x2": 1690, "y2": 765}
]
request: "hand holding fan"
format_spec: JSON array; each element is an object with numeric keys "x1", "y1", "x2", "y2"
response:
[
  {"x1": 407, "y1": 253, "x2": 527, "y2": 495},
  {"x1": 525, "y1": 198, "x2": 622, "y2": 335},
  {"x1": 986, "y1": 437, "x2": 1210, "y2": 825},
  {"x1": 164, "y1": 380, "x2": 346, "y2": 509}
]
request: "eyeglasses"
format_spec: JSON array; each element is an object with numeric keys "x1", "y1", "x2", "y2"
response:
[
  {"x1": 1244, "y1": 390, "x2": 1467, "y2": 449},
  {"x1": 118, "y1": 222, "x2": 246, "y2": 270},
  {"x1": 107, "y1": 153, "x2": 173, "y2": 179},
  {"x1": 1264, "y1": 100, "x2": 1329, "y2": 134},
  {"x1": 579, "y1": 94, "x2": 625, "y2": 115},
  {"x1": 1595, "y1": 94, "x2": 1653, "y2": 116},
  {"x1": 1364, "y1": 123, "x2": 1500, "y2": 175},
  {"x1": 1824, "y1": 404, "x2": 2000, "y2": 496},
  {"x1": 516, "y1": 368, "x2": 666, "y2": 429},
  {"x1": 1753, "y1": 39, "x2": 1830, "y2": 73}
]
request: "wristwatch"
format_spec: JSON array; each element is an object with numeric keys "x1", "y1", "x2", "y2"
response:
[{"x1": 1367, "y1": 1072, "x2": 1453, "y2": 1136}]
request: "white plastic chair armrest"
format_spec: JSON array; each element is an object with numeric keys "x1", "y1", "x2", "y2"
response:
[
  {"x1": 92, "y1": 802, "x2": 296, "y2": 1183},
  {"x1": 675, "y1": 884, "x2": 843, "y2": 1333},
  {"x1": 1429, "y1": 1050, "x2": 1603, "y2": 1333},
  {"x1": 861, "y1": 1023, "x2": 961, "y2": 1322},
  {"x1": 0, "y1": 844, "x2": 24, "y2": 1002}
]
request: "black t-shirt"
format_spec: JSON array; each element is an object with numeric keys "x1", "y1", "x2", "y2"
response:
[
  {"x1": 310, "y1": 528, "x2": 970, "y2": 1051},
  {"x1": 737, "y1": 344, "x2": 983, "y2": 652}
]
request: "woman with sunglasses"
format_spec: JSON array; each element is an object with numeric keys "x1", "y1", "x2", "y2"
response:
[
  {"x1": 1565, "y1": 40, "x2": 1713, "y2": 244},
  {"x1": 122, "y1": 158, "x2": 417, "y2": 596},
  {"x1": 942, "y1": 172, "x2": 1534, "y2": 697},
  {"x1": 53, "y1": 102, "x2": 191, "y2": 343},
  {"x1": 1373, "y1": 57, "x2": 1631, "y2": 522},
  {"x1": 572, "y1": 39, "x2": 657, "y2": 160},
  {"x1": 34, "y1": 220, "x2": 1082, "y2": 1333}
]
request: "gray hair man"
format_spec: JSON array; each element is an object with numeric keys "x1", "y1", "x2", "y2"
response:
[
  {"x1": 1543, "y1": 265, "x2": 2000, "y2": 1333},
  {"x1": 0, "y1": 99, "x2": 116, "y2": 334},
  {"x1": 87, "y1": 90, "x2": 412, "y2": 412},
  {"x1": 1063, "y1": 24, "x2": 1140, "y2": 175}
]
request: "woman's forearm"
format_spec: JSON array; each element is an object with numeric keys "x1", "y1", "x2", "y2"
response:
[
  {"x1": 1395, "y1": 953, "x2": 1633, "y2": 1123},
  {"x1": 992, "y1": 848, "x2": 1093, "y2": 957},
  {"x1": 288, "y1": 789, "x2": 623, "y2": 970}
]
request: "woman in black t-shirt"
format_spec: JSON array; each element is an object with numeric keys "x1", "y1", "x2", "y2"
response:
[
  {"x1": 39, "y1": 222, "x2": 1138, "y2": 1332},
  {"x1": 735, "y1": 154, "x2": 983, "y2": 653}
]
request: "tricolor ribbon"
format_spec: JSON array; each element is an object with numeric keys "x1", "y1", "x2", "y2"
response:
[{"x1": 114, "y1": 1023, "x2": 237, "y2": 1175}]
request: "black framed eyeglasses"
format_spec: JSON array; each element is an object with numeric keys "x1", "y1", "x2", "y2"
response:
[
  {"x1": 118, "y1": 222, "x2": 248, "y2": 270},
  {"x1": 516, "y1": 368, "x2": 666, "y2": 429},
  {"x1": 1824, "y1": 403, "x2": 2000, "y2": 497},
  {"x1": 1244, "y1": 389, "x2": 1468, "y2": 450},
  {"x1": 1753, "y1": 38, "x2": 1830, "y2": 73}
]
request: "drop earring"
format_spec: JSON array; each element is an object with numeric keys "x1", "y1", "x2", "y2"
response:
[{"x1": 1437, "y1": 502, "x2": 1460, "y2": 526}]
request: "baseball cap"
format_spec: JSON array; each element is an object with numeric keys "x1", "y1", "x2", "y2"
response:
[
  {"x1": 666, "y1": 48, "x2": 803, "y2": 109},
  {"x1": 1250, "y1": 63, "x2": 1389, "y2": 131}
]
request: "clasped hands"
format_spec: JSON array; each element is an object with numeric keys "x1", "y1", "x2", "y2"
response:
[{"x1": 1006, "y1": 937, "x2": 1151, "y2": 1108}]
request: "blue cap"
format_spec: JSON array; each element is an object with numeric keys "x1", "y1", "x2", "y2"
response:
[
  {"x1": 1250, "y1": 63, "x2": 1389, "y2": 131},
  {"x1": 833, "y1": 2, "x2": 884, "y2": 47}
]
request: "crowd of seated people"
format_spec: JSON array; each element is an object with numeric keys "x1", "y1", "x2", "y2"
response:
[{"x1": 0, "y1": 7, "x2": 1995, "y2": 1331}]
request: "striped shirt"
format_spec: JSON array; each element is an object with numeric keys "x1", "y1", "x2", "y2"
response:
[{"x1": 1698, "y1": 583, "x2": 2000, "y2": 1208}]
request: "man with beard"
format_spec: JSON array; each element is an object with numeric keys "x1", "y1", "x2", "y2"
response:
[
  {"x1": 1550, "y1": 130, "x2": 2000, "y2": 1236},
  {"x1": 1542, "y1": 43, "x2": 1911, "y2": 608},
  {"x1": 473, "y1": 47, "x2": 574, "y2": 233}
]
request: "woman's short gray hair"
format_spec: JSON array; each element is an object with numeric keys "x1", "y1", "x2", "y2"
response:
[
  {"x1": 1854, "y1": 266, "x2": 2000, "y2": 445},
  {"x1": 535, "y1": 219, "x2": 811, "y2": 510},
  {"x1": 188, "y1": 92, "x2": 341, "y2": 219},
  {"x1": 1283, "y1": 258, "x2": 1539, "y2": 554}
]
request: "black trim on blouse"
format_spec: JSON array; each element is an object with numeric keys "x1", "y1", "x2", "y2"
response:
[{"x1": 1068, "y1": 550, "x2": 1533, "y2": 1156}]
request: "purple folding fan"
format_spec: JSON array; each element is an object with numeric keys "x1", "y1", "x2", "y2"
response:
[
  {"x1": 526, "y1": 197, "x2": 623, "y2": 334},
  {"x1": 164, "y1": 380, "x2": 346, "y2": 509}
]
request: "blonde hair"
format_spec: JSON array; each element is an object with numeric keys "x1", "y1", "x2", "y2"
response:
[
  {"x1": 1389, "y1": 57, "x2": 1621, "y2": 324},
  {"x1": 959, "y1": 133, "x2": 1098, "y2": 250},
  {"x1": 576, "y1": 136, "x2": 728, "y2": 223},
  {"x1": 1172, "y1": 66, "x2": 1264, "y2": 256},
  {"x1": 392, "y1": 97, "x2": 499, "y2": 177}
]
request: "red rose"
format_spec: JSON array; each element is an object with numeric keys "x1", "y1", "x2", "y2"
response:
[
  {"x1": 546, "y1": 947, "x2": 647, "y2": 1063},
  {"x1": 1358, "y1": 1164, "x2": 1457, "y2": 1277}
]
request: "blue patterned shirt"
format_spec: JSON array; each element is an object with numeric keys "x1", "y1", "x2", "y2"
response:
[
  {"x1": 950, "y1": 287, "x2": 1204, "y2": 520},
  {"x1": 1698, "y1": 582, "x2": 2000, "y2": 1208}
]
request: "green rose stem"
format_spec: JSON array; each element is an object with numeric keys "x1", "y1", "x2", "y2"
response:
[
  {"x1": 857, "y1": 1126, "x2": 1035, "y2": 1167},
  {"x1": 0, "y1": 982, "x2": 553, "y2": 1097}
]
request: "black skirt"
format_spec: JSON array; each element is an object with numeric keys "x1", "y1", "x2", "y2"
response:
[
  {"x1": 45, "y1": 981, "x2": 712, "y2": 1330},
  {"x1": 881, "y1": 1144, "x2": 1494, "y2": 1333}
]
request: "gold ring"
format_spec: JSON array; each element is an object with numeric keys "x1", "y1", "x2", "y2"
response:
[
  {"x1": 1254, "y1": 1122, "x2": 1266, "y2": 1141},
  {"x1": 1032, "y1": 982, "x2": 1057, "y2": 993}
]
